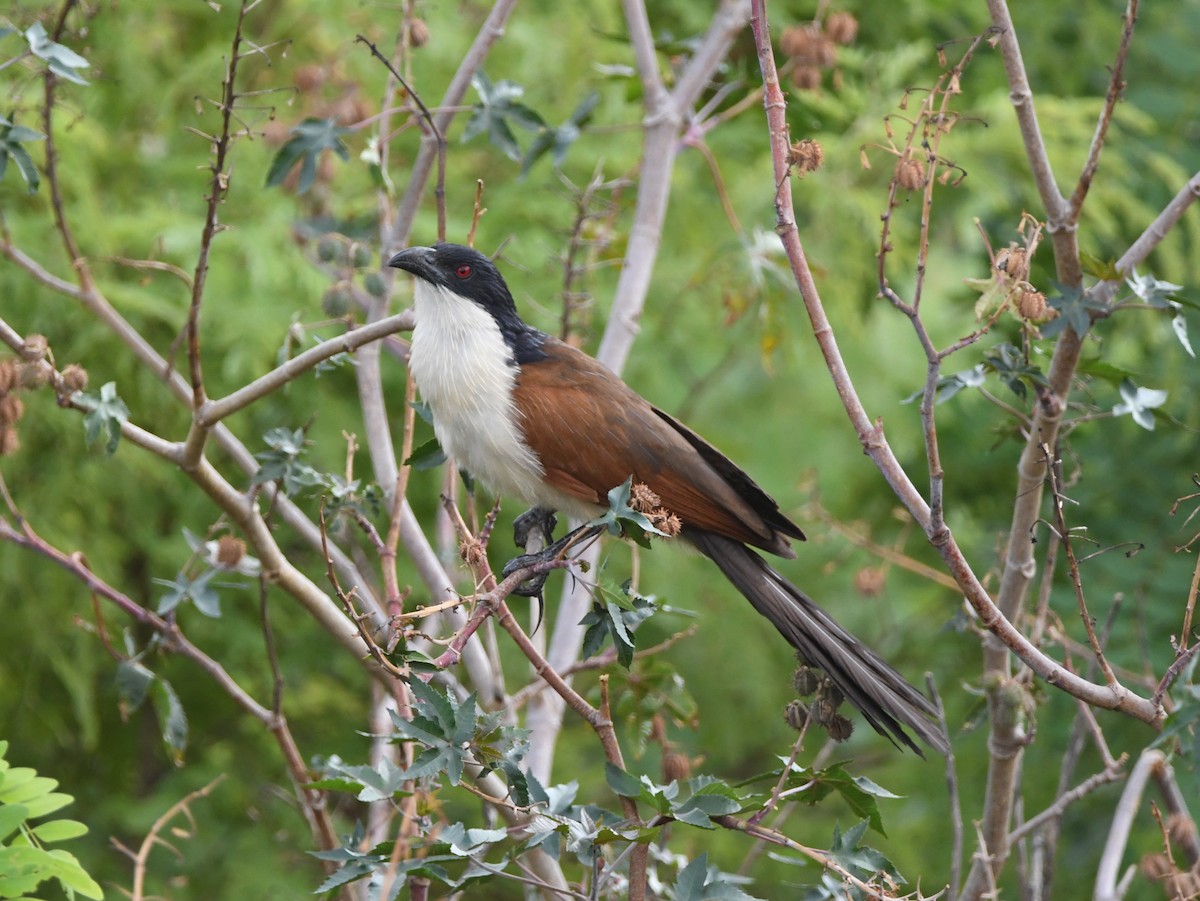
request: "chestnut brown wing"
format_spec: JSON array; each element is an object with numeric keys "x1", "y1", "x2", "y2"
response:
[{"x1": 512, "y1": 337, "x2": 801, "y2": 556}]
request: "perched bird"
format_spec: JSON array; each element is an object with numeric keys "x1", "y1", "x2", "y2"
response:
[{"x1": 389, "y1": 242, "x2": 946, "y2": 755}]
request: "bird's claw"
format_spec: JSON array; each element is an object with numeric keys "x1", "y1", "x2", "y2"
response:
[{"x1": 501, "y1": 552, "x2": 552, "y2": 598}]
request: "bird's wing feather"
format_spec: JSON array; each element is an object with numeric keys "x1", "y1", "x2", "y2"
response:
[{"x1": 512, "y1": 337, "x2": 799, "y2": 554}]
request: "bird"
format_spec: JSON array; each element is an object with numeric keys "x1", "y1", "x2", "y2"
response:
[{"x1": 389, "y1": 242, "x2": 947, "y2": 755}]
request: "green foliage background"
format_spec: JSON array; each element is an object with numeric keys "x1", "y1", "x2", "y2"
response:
[{"x1": 2, "y1": 0, "x2": 1199, "y2": 896}]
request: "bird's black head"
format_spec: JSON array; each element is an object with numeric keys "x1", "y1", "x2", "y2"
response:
[{"x1": 388, "y1": 243, "x2": 546, "y2": 363}]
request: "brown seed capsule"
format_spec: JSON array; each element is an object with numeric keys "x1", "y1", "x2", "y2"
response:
[
  {"x1": 792, "y1": 65, "x2": 823, "y2": 91},
  {"x1": 630, "y1": 482, "x2": 663, "y2": 513},
  {"x1": 408, "y1": 18, "x2": 431, "y2": 48},
  {"x1": 793, "y1": 665, "x2": 820, "y2": 696},
  {"x1": 995, "y1": 246, "x2": 1029, "y2": 283},
  {"x1": 784, "y1": 699, "x2": 810, "y2": 731},
  {"x1": 823, "y1": 682, "x2": 845, "y2": 709},
  {"x1": 894, "y1": 157, "x2": 926, "y2": 191},
  {"x1": 0, "y1": 359, "x2": 17, "y2": 394},
  {"x1": 782, "y1": 25, "x2": 836, "y2": 67},
  {"x1": 811, "y1": 696, "x2": 836, "y2": 725},
  {"x1": 0, "y1": 393, "x2": 24, "y2": 426},
  {"x1": 825, "y1": 11, "x2": 859, "y2": 45},
  {"x1": 662, "y1": 750, "x2": 691, "y2": 783},
  {"x1": 826, "y1": 715, "x2": 854, "y2": 742},
  {"x1": 216, "y1": 535, "x2": 246, "y2": 568},
  {"x1": 18, "y1": 362, "x2": 51, "y2": 389},
  {"x1": 60, "y1": 363, "x2": 89, "y2": 393},
  {"x1": 788, "y1": 138, "x2": 824, "y2": 176},
  {"x1": 1016, "y1": 290, "x2": 1049, "y2": 322}
]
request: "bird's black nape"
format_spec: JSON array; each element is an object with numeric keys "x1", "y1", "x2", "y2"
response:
[{"x1": 389, "y1": 243, "x2": 547, "y2": 364}]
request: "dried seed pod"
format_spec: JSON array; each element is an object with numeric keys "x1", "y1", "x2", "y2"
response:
[
  {"x1": 788, "y1": 138, "x2": 824, "y2": 175},
  {"x1": 60, "y1": 363, "x2": 89, "y2": 393},
  {"x1": 825, "y1": 11, "x2": 859, "y2": 45},
  {"x1": 0, "y1": 393, "x2": 24, "y2": 426},
  {"x1": 1016, "y1": 290, "x2": 1050, "y2": 322},
  {"x1": 894, "y1": 157, "x2": 926, "y2": 191},
  {"x1": 792, "y1": 665, "x2": 820, "y2": 696},
  {"x1": 0, "y1": 359, "x2": 17, "y2": 394},
  {"x1": 408, "y1": 18, "x2": 431, "y2": 48},
  {"x1": 662, "y1": 750, "x2": 691, "y2": 783},
  {"x1": 826, "y1": 715, "x2": 854, "y2": 742},
  {"x1": 216, "y1": 535, "x2": 247, "y2": 568},
  {"x1": 995, "y1": 246, "x2": 1029, "y2": 282},
  {"x1": 784, "y1": 699, "x2": 810, "y2": 731},
  {"x1": 792, "y1": 65, "x2": 823, "y2": 91}
]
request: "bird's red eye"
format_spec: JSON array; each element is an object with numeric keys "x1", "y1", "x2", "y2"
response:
[{"x1": 455, "y1": 264, "x2": 472, "y2": 279}]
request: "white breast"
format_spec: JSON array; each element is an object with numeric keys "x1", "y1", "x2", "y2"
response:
[{"x1": 407, "y1": 281, "x2": 550, "y2": 506}]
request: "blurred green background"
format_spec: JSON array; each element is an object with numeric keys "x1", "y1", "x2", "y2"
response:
[{"x1": 2, "y1": 0, "x2": 1199, "y2": 896}]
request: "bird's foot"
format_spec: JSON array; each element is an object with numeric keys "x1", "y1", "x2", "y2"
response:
[{"x1": 502, "y1": 517, "x2": 601, "y2": 599}]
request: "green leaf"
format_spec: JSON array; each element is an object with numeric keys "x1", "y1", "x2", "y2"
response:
[
  {"x1": 115, "y1": 659, "x2": 155, "y2": 712},
  {"x1": 404, "y1": 437, "x2": 446, "y2": 470},
  {"x1": 388, "y1": 681, "x2": 478, "y2": 786},
  {"x1": 252, "y1": 427, "x2": 322, "y2": 495},
  {"x1": 1080, "y1": 251, "x2": 1123, "y2": 281},
  {"x1": 326, "y1": 759, "x2": 411, "y2": 802},
  {"x1": 672, "y1": 853, "x2": 763, "y2": 900},
  {"x1": 519, "y1": 90, "x2": 600, "y2": 178},
  {"x1": 0, "y1": 803, "x2": 29, "y2": 842},
  {"x1": 0, "y1": 117, "x2": 45, "y2": 193},
  {"x1": 152, "y1": 678, "x2": 189, "y2": 763},
  {"x1": 76, "y1": 382, "x2": 129, "y2": 456},
  {"x1": 437, "y1": 822, "x2": 508, "y2": 856},
  {"x1": 579, "y1": 581, "x2": 657, "y2": 667},
  {"x1": 29, "y1": 819, "x2": 88, "y2": 843},
  {"x1": 465, "y1": 72, "x2": 547, "y2": 162},
  {"x1": 264, "y1": 117, "x2": 351, "y2": 194},
  {"x1": 1043, "y1": 282, "x2": 1101, "y2": 338},
  {"x1": 24, "y1": 22, "x2": 91, "y2": 86},
  {"x1": 0, "y1": 772, "x2": 56, "y2": 807},
  {"x1": 153, "y1": 568, "x2": 222, "y2": 618},
  {"x1": 20, "y1": 791, "x2": 72, "y2": 820},
  {"x1": 826, "y1": 819, "x2": 904, "y2": 885},
  {"x1": 589, "y1": 477, "x2": 673, "y2": 546},
  {"x1": 604, "y1": 763, "x2": 642, "y2": 798}
]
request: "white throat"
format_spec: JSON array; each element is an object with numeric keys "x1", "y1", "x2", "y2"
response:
[{"x1": 407, "y1": 281, "x2": 548, "y2": 506}]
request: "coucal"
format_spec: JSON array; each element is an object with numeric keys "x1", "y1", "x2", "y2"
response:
[{"x1": 389, "y1": 242, "x2": 946, "y2": 755}]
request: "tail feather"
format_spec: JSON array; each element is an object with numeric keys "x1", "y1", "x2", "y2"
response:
[{"x1": 688, "y1": 531, "x2": 948, "y2": 756}]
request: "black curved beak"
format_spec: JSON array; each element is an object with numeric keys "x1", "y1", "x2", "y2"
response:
[{"x1": 387, "y1": 246, "x2": 436, "y2": 280}]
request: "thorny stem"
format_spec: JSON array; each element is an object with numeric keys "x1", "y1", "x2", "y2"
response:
[
  {"x1": 1045, "y1": 445, "x2": 1120, "y2": 687},
  {"x1": 1068, "y1": 0, "x2": 1139, "y2": 220},
  {"x1": 188, "y1": 0, "x2": 254, "y2": 411}
]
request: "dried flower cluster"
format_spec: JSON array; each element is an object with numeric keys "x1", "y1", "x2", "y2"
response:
[
  {"x1": 788, "y1": 138, "x2": 825, "y2": 177},
  {"x1": 779, "y1": 10, "x2": 859, "y2": 92},
  {"x1": 786, "y1": 661, "x2": 854, "y2": 742},
  {"x1": 0, "y1": 336, "x2": 89, "y2": 457},
  {"x1": 629, "y1": 482, "x2": 682, "y2": 537}
]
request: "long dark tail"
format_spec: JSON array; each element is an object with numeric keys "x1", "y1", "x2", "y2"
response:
[{"x1": 689, "y1": 531, "x2": 948, "y2": 756}]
